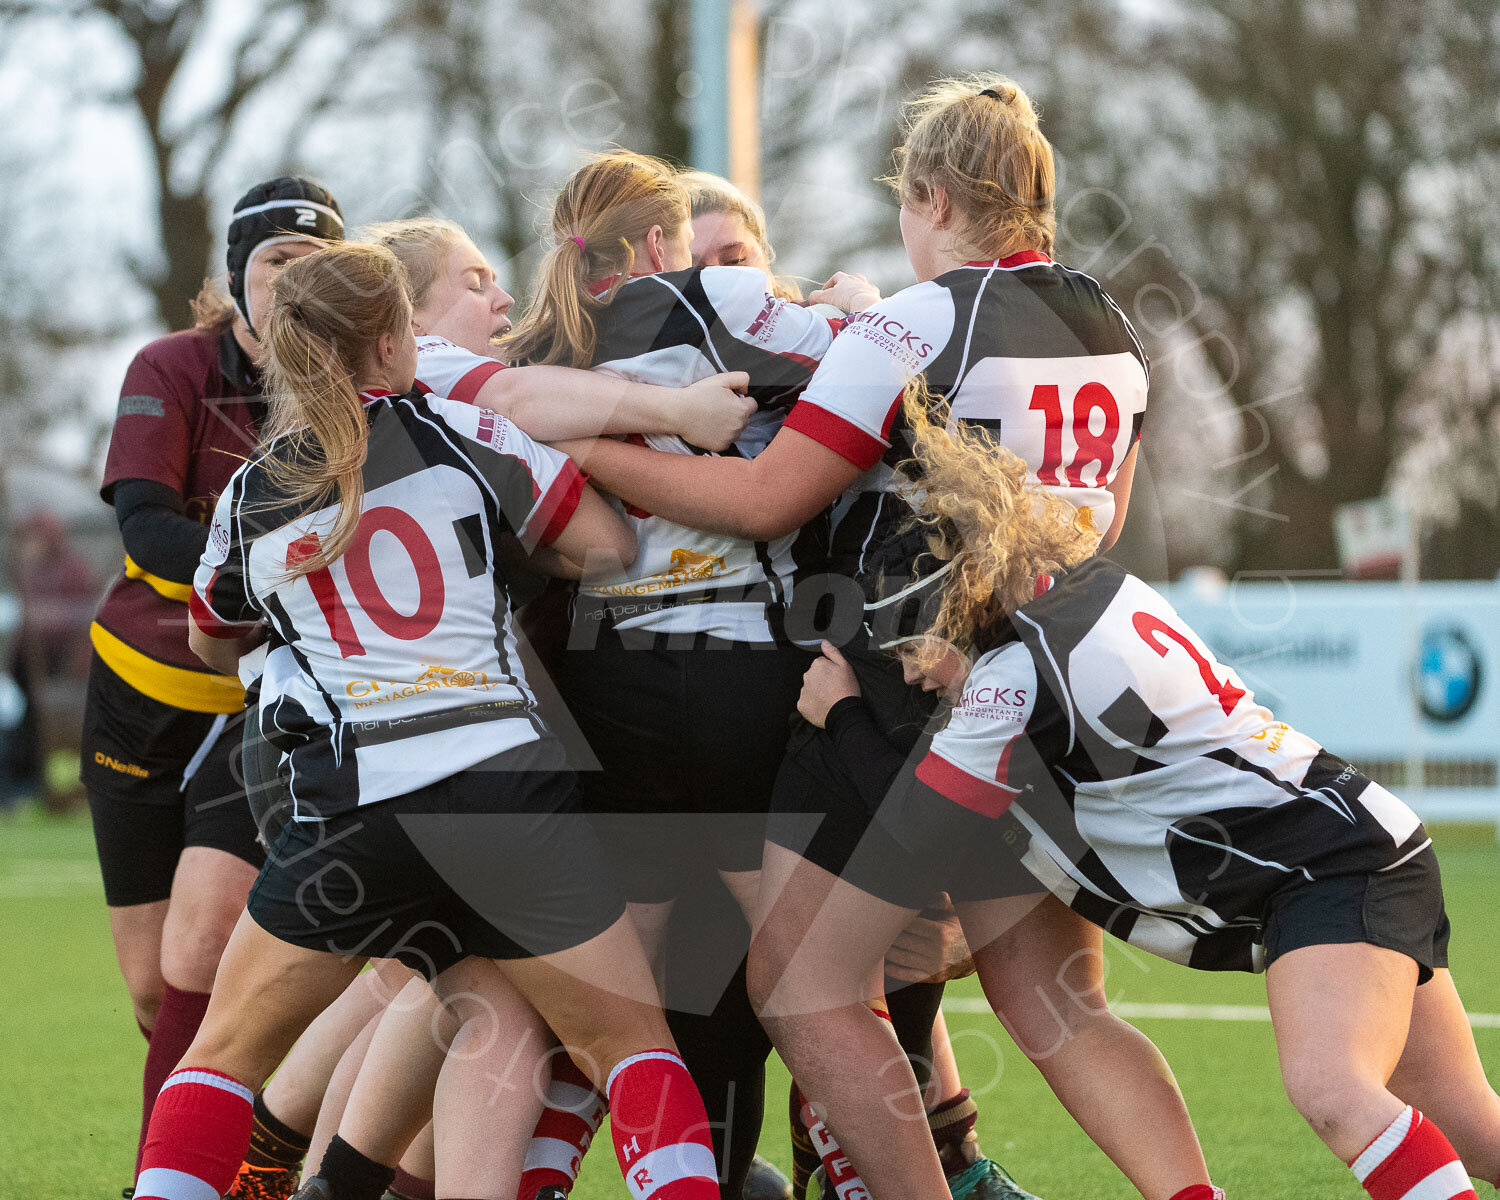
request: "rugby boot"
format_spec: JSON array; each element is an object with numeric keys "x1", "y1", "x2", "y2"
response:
[
  {"x1": 947, "y1": 1156, "x2": 1043, "y2": 1200},
  {"x1": 288, "y1": 1178, "x2": 333, "y2": 1200},
  {"x1": 743, "y1": 1154, "x2": 793, "y2": 1200},
  {"x1": 228, "y1": 1163, "x2": 301, "y2": 1200}
]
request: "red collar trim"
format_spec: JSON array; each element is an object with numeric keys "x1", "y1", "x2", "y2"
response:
[
  {"x1": 966, "y1": 250, "x2": 1051, "y2": 269},
  {"x1": 587, "y1": 272, "x2": 656, "y2": 297},
  {"x1": 360, "y1": 388, "x2": 394, "y2": 406}
]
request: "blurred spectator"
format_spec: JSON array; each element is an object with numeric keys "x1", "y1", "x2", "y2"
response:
[{"x1": 2, "y1": 510, "x2": 96, "y2": 804}]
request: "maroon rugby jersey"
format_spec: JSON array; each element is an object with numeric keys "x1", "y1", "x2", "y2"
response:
[{"x1": 93, "y1": 326, "x2": 263, "y2": 712}]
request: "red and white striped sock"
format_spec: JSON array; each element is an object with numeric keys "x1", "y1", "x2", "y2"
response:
[
  {"x1": 793, "y1": 1086, "x2": 868, "y2": 1200},
  {"x1": 134, "y1": 1067, "x2": 255, "y2": 1199},
  {"x1": 1168, "y1": 1185, "x2": 1226, "y2": 1200},
  {"x1": 1349, "y1": 1106, "x2": 1476, "y2": 1200},
  {"x1": 606, "y1": 1049, "x2": 719, "y2": 1200},
  {"x1": 515, "y1": 1053, "x2": 607, "y2": 1198}
]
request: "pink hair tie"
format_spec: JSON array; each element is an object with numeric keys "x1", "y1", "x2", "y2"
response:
[{"x1": 570, "y1": 236, "x2": 586, "y2": 251}]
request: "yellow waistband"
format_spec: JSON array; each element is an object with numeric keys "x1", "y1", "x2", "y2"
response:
[
  {"x1": 124, "y1": 555, "x2": 194, "y2": 604},
  {"x1": 90, "y1": 622, "x2": 245, "y2": 714}
]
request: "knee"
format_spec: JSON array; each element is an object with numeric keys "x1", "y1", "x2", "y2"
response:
[
  {"x1": 132, "y1": 986, "x2": 164, "y2": 1032},
  {"x1": 1280, "y1": 1060, "x2": 1367, "y2": 1145},
  {"x1": 161, "y1": 895, "x2": 246, "y2": 983},
  {"x1": 745, "y1": 943, "x2": 779, "y2": 1017}
]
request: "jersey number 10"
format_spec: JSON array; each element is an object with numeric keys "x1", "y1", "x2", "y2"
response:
[{"x1": 286, "y1": 507, "x2": 447, "y2": 658}]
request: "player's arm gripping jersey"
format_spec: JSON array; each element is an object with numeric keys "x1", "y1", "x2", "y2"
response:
[
  {"x1": 914, "y1": 644, "x2": 1040, "y2": 819},
  {"x1": 190, "y1": 392, "x2": 586, "y2": 817},
  {"x1": 579, "y1": 266, "x2": 841, "y2": 641}
]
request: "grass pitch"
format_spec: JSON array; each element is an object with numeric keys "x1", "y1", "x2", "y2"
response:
[{"x1": 3, "y1": 810, "x2": 1496, "y2": 1199}]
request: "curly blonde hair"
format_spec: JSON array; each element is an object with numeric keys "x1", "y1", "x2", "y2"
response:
[{"x1": 898, "y1": 377, "x2": 1098, "y2": 670}]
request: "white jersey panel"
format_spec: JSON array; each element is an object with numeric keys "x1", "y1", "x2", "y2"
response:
[{"x1": 413, "y1": 335, "x2": 508, "y2": 404}]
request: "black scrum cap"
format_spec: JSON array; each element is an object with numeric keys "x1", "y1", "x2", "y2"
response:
[{"x1": 226, "y1": 176, "x2": 345, "y2": 337}]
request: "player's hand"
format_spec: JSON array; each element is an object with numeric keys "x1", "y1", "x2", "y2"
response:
[
  {"x1": 674, "y1": 371, "x2": 754, "y2": 451},
  {"x1": 808, "y1": 272, "x2": 881, "y2": 314},
  {"x1": 885, "y1": 893, "x2": 976, "y2": 983},
  {"x1": 797, "y1": 640, "x2": 862, "y2": 728}
]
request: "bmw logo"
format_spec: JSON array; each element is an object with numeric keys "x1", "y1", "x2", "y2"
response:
[{"x1": 1413, "y1": 626, "x2": 1482, "y2": 723}]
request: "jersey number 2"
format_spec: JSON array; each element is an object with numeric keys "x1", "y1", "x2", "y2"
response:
[
  {"x1": 1028, "y1": 383, "x2": 1120, "y2": 487},
  {"x1": 286, "y1": 508, "x2": 446, "y2": 659},
  {"x1": 1132, "y1": 612, "x2": 1245, "y2": 716}
]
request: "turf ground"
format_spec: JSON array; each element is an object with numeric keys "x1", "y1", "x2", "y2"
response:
[{"x1": 2, "y1": 808, "x2": 1496, "y2": 1199}]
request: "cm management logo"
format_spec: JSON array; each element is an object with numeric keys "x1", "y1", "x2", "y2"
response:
[{"x1": 1413, "y1": 626, "x2": 1483, "y2": 723}]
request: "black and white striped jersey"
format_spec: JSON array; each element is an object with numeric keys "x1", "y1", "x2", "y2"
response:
[
  {"x1": 413, "y1": 335, "x2": 508, "y2": 404},
  {"x1": 575, "y1": 265, "x2": 841, "y2": 642},
  {"x1": 191, "y1": 390, "x2": 585, "y2": 819},
  {"x1": 916, "y1": 558, "x2": 1429, "y2": 972},
  {"x1": 782, "y1": 252, "x2": 1147, "y2": 591}
]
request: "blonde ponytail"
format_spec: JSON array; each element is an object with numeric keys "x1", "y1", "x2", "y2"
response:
[
  {"x1": 258, "y1": 242, "x2": 413, "y2": 576},
  {"x1": 501, "y1": 151, "x2": 690, "y2": 368},
  {"x1": 889, "y1": 73, "x2": 1057, "y2": 260},
  {"x1": 898, "y1": 377, "x2": 1098, "y2": 670}
]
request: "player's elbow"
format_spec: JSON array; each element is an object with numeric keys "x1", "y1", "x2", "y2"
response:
[
  {"x1": 189, "y1": 623, "x2": 238, "y2": 675},
  {"x1": 732, "y1": 492, "x2": 808, "y2": 542}
]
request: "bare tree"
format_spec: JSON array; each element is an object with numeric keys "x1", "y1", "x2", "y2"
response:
[
  {"x1": 1, "y1": 0, "x2": 399, "y2": 329},
  {"x1": 1064, "y1": 0, "x2": 1500, "y2": 574}
]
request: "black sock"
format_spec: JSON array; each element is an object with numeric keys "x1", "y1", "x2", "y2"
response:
[
  {"x1": 884, "y1": 976, "x2": 945, "y2": 1096},
  {"x1": 316, "y1": 1135, "x2": 396, "y2": 1200},
  {"x1": 245, "y1": 1092, "x2": 312, "y2": 1170}
]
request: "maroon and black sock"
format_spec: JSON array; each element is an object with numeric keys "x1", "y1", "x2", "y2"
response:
[
  {"x1": 387, "y1": 1167, "x2": 436, "y2": 1200},
  {"x1": 137, "y1": 985, "x2": 211, "y2": 1171},
  {"x1": 928, "y1": 1087, "x2": 979, "y2": 1176},
  {"x1": 244, "y1": 1091, "x2": 312, "y2": 1171}
]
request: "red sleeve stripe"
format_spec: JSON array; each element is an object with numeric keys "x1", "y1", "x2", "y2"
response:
[
  {"x1": 826, "y1": 316, "x2": 847, "y2": 337},
  {"x1": 529, "y1": 461, "x2": 587, "y2": 549},
  {"x1": 189, "y1": 590, "x2": 256, "y2": 640},
  {"x1": 879, "y1": 389, "x2": 904, "y2": 441},
  {"x1": 915, "y1": 751, "x2": 1019, "y2": 818},
  {"x1": 447, "y1": 361, "x2": 508, "y2": 407},
  {"x1": 777, "y1": 350, "x2": 824, "y2": 376},
  {"x1": 782, "y1": 400, "x2": 886, "y2": 469}
]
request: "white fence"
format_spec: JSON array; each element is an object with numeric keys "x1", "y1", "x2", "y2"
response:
[{"x1": 1163, "y1": 577, "x2": 1500, "y2": 832}]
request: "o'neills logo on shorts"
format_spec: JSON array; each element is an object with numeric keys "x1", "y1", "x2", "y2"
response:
[
  {"x1": 346, "y1": 663, "x2": 494, "y2": 708},
  {"x1": 95, "y1": 751, "x2": 148, "y2": 778}
]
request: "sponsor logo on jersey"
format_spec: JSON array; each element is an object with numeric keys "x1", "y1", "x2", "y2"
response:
[
  {"x1": 1249, "y1": 722, "x2": 1290, "y2": 754},
  {"x1": 118, "y1": 394, "x2": 166, "y2": 418},
  {"x1": 842, "y1": 309, "x2": 935, "y2": 368},
  {"x1": 590, "y1": 548, "x2": 738, "y2": 596},
  {"x1": 475, "y1": 410, "x2": 509, "y2": 450},
  {"x1": 745, "y1": 296, "x2": 780, "y2": 343},
  {"x1": 94, "y1": 751, "x2": 149, "y2": 778},
  {"x1": 346, "y1": 663, "x2": 493, "y2": 707},
  {"x1": 205, "y1": 516, "x2": 232, "y2": 565},
  {"x1": 956, "y1": 685, "x2": 1028, "y2": 719}
]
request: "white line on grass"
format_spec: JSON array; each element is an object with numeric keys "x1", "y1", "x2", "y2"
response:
[
  {"x1": 0, "y1": 860, "x2": 103, "y2": 898},
  {"x1": 942, "y1": 997, "x2": 1500, "y2": 1029}
]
